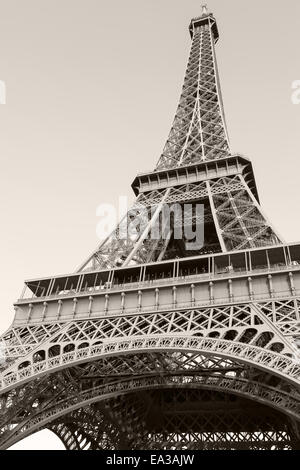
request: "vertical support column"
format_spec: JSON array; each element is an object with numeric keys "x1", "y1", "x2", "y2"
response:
[
  {"x1": 27, "y1": 303, "x2": 33, "y2": 322},
  {"x1": 72, "y1": 298, "x2": 78, "y2": 317},
  {"x1": 121, "y1": 292, "x2": 126, "y2": 312},
  {"x1": 46, "y1": 278, "x2": 55, "y2": 297},
  {"x1": 172, "y1": 286, "x2": 177, "y2": 307},
  {"x1": 139, "y1": 266, "x2": 145, "y2": 284},
  {"x1": 190, "y1": 284, "x2": 195, "y2": 306},
  {"x1": 88, "y1": 296, "x2": 93, "y2": 316},
  {"x1": 104, "y1": 294, "x2": 109, "y2": 313},
  {"x1": 42, "y1": 302, "x2": 48, "y2": 321},
  {"x1": 228, "y1": 279, "x2": 233, "y2": 302},
  {"x1": 267, "y1": 275, "x2": 275, "y2": 298},
  {"x1": 209, "y1": 282, "x2": 214, "y2": 304},
  {"x1": 137, "y1": 290, "x2": 142, "y2": 311},
  {"x1": 206, "y1": 181, "x2": 226, "y2": 252},
  {"x1": 288, "y1": 272, "x2": 296, "y2": 297},
  {"x1": 248, "y1": 277, "x2": 254, "y2": 301},
  {"x1": 57, "y1": 299, "x2": 63, "y2": 319},
  {"x1": 77, "y1": 275, "x2": 84, "y2": 293},
  {"x1": 155, "y1": 288, "x2": 159, "y2": 310}
]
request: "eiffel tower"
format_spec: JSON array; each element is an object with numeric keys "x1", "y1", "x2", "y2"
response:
[{"x1": 0, "y1": 6, "x2": 300, "y2": 451}]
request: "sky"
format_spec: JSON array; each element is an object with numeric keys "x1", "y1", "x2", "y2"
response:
[{"x1": 1, "y1": 0, "x2": 300, "y2": 450}]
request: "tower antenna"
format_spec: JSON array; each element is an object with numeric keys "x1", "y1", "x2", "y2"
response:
[{"x1": 201, "y1": 4, "x2": 208, "y2": 15}]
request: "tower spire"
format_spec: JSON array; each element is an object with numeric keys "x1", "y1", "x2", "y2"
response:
[
  {"x1": 155, "y1": 10, "x2": 230, "y2": 170},
  {"x1": 77, "y1": 10, "x2": 283, "y2": 271}
]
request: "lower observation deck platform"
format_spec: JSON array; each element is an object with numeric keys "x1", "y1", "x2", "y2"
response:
[{"x1": 12, "y1": 243, "x2": 300, "y2": 336}]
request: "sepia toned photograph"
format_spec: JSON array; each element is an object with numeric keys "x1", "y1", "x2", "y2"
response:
[{"x1": 0, "y1": 0, "x2": 299, "y2": 456}]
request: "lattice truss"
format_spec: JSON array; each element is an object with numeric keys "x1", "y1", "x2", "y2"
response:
[
  {"x1": 139, "y1": 389, "x2": 299, "y2": 450},
  {"x1": 209, "y1": 176, "x2": 281, "y2": 251},
  {"x1": 0, "y1": 350, "x2": 300, "y2": 450},
  {"x1": 0, "y1": 298, "x2": 300, "y2": 448},
  {"x1": 50, "y1": 389, "x2": 300, "y2": 450},
  {"x1": 2, "y1": 300, "x2": 300, "y2": 361},
  {"x1": 81, "y1": 174, "x2": 281, "y2": 271},
  {"x1": 155, "y1": 20, "x2": 230, "y2": 169}
]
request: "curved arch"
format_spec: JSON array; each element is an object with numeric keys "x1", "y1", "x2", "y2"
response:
[
  {"x1": 63, "y1": 344, "x2": 75, "y2": 354},
  {"x1": 238, "y1": 328, "x2": 258, "y2": 344},
  {"x1": 48, "y1": 345, "x2": 61, "y2": 358},
  {"x1": 17, "y1": 361, "x2": 30, "y2": 370},
  {"x1": 32, "y1": 350, "x2": 46, "y2": 363},
  {"x1": 1, "y1": 373, "x2": 300, "y2": 450},
  {"x1": 51, "y1": 423, "x2": 93, "y2": 450},
  {"x1": 269, "y1": 343, "x2": 285, "y2": 353},
  {"x1": 1, "y1": 335, "x2": 300, "y2": 395},
  {"x1": 50, "y1": 407, "x2": 123, "y2": 450}
]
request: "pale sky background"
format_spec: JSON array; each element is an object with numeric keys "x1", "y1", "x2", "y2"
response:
[{"x1": 1, "y1": 0, "x2": 300, "y2": 450}]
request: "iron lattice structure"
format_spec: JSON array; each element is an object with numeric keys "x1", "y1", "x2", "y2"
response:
[{"x1": 1, "y1": 7, "x2": 300, "y2": 450}]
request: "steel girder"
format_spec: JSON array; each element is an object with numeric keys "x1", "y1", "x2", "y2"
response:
[
  {"x1": 1, "y1": 369, "x2": 299, "y2": 450},
  {"x1": 51, "y1": 393, "x2": 300, "y2": 450},
  {"x1": 1, "y1": 298, "x2": 299, "y2": 449},
  {"x1": 2, "y1": 299, "x2": 299, "y2": 366},
  {"x1": 79, "y1": 173, "x2": 282, "y2": 272},
  {"x1": 156, "y1": 16, "x2": 230, "y2": 169}
]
